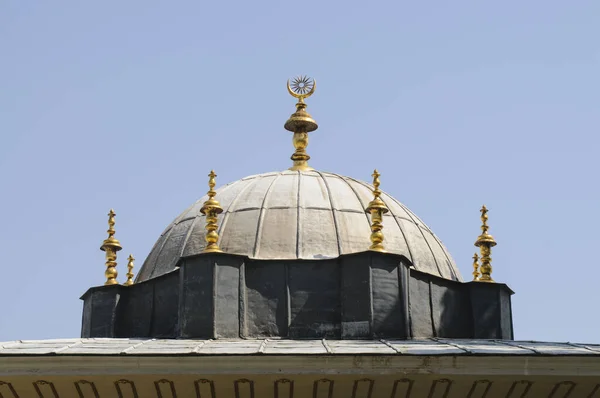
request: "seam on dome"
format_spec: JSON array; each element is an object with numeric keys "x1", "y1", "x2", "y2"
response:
[
  {"x1": 147, "y1": 223, "x2": 178, "y2": 280},
  {"x1": 230, "y1": 205, "x2": 375, "y2": 214},
  {"x1": 383, "y1": 193, "x2": 444, "y2": 278},
  {"x1": 345, "y1": 175, "x2": 444, "y2": 277},
  {"x1": 173, "y1": 205, "x2": 195, "y2": 226},
  {"x1": 241, "y1": 173, "x2": 272, "y2": 181},
  {"x1": 226, "y1": 206, "x2": 262, "y2": 212},
  {"x1": 430, "y1": 231, "x2": 460, "y2": 281},
  {"x1": 216, "y1": 177, "x2": 260, "y2": 251},
  {"x1": 313, "y1": 170, "x2": 342, "y2": 257},
  {"x1": 272, "y1": 205, "x2": 333, "y2": 211},
  {"x1": 325, "y1": 172, "x2": 373, "y2": 254},
  {"x1": 179, "y1": 216, "x2": 201, "y2": 259},
  {"x1": 252, "y1": 172, "x2": 282, "y2": 258},
  {"x1": 173, "y1": 182, "x2": 235, "y2": 225},
  {"x1": 386, "y1": 211, "x2": 415, "y2": 264},
  {"x1": 136, "y1": 234, "x2": 167, "y2": 282},
  {"x1": 345, "y1": 176, "x2": 419, "y2": 267}
]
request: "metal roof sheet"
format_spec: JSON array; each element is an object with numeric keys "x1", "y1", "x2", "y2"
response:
[{"x1": 1, "y1": 338, "x2": 599, "y2": 356}]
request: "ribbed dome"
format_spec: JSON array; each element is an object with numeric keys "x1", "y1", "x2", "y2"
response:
[{"x1": 136, "y1": 170, "x2": 462, "y2": 282}]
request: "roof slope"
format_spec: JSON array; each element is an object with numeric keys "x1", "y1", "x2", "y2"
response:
[{"x1": 2, "y1": 338, "x2": 600, "y2": 356}]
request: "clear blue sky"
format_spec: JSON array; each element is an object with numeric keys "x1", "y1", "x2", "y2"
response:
[{"x1": 1, "y1": 2, "x2": 598, "y2": 342}]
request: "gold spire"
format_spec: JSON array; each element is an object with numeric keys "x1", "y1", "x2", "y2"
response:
[
  {"x1": 124, "y1": 254, "x2": 135, "y2": 286},
  {"x1": 100, "y1": 209, "x2": 122, "y2": 285},
  {"x1": 474, "y1": 205, "x2": 497, "y2": 282},
  {"x1": 366, "y1": 169, "x2": 389, "y2": 252},
  {"x1": 472, "y1": 253, "x2": 480, "y2": 281},
  {"x1": 200, "y1": 170, "x2": 224, "y2": 253},
  {"x1": 284, "y1": 76, "x2": 318, "y2": 171}
]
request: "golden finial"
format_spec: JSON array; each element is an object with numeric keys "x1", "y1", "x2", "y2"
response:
[
  {"x1": 284, "y1": 76, "x2": 318, "y2": 171},
  {"x1": 124, "y1": 254, "x2": 135, "y2": 286},
  {"x1": 472, "y1": 253, "x2": 480, "y2": 281},
  {"x1": 474, "y1": 205, "x2": 497, "y2": 282},
  {"x1": 200, "y1": 170, "x2": 223, "y2": 253},
  {"x1": 100, "y1": 209, "x2": 122, "y2": 285},
  {"x1": 365, "y1": 169, "x2": 389, "y2": 252}
]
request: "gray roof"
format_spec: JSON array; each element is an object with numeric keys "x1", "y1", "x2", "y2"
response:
[
  {"x1": 137, "y1": 170, "x2": 461, "y2": 282},
  {"x1": 2, "y1": 338, "x2": 600, "y2": 356}
]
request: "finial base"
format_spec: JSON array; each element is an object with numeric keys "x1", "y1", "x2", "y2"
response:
[
  {"x1": 202, "y1": 247, "x2": 223, "y2": 254},
  {"x1": 289, "y1": 164, "x2": 314, "y2": 171},
  {"x1": 287, "y1": 130, "x2": 314, "y2": 171}
]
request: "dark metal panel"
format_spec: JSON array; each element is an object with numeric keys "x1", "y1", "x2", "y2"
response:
[
  {"x1": 214, "y1": 259, "x2": 242, "y2": 338},
  {"x1": 430, "y1": 279, "x2": 472, "y2": 338},
  {"x1": 499, "y1": 286, "x2": 514, "y2": 339},
  {"x1": 116, "y1": 280, "x2": 153, "y2": 338},
  {"x1": 178, "y1": 255, "x2": 215, "y2": 338},
  {"x1": 340, "y1": 253, "x2": 371, "y2": 338},
  {"x1": 408, "y1": 271, "x2": 434, "y2": 338},
  {"x1": 371, "y1": 254, "x2": 406, "y2": 338},
  {"x1": 87, "y1": 286, "x2": 122, "y2": 338},
  {"x1": 288, "y1": 260, "x2": 341, "y2": 338},
  {"x1": 245, "y1": 261, "x2": 288, "y2": 337},
  {"x1": 468, "y1": 282, "x2": 502, "y2": 339},
  {"x1": 80, "y1": 293, "x2": 92, "y2": 338},
  {"x1": 151, "y1": 271, "x2": 180, "y2": 338}
]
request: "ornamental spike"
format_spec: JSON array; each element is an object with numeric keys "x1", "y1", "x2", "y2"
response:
[
  {"x1": 100, "y1": 209, "x2": 122, "y2": 285},
  {"x1": 365, "y1": 169, "x2": 389, "y2": 252},
  {"x1": 474, "y1": 205, "x2": 497, "y2": 282},
  {"x1": 124, "y1": 254, "x2": 135, "y2": 286},
  {"x1": 200, "y1": 170, "x2": 224, "y2": 253}
]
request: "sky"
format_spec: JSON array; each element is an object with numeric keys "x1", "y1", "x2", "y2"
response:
[{"x1": 0, "y1": 1, "x2": 598, "y2": 343}]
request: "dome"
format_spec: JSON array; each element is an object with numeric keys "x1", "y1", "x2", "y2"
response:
[{"x1": 137, "y1": 169, "x2": 462, "y2": 282}]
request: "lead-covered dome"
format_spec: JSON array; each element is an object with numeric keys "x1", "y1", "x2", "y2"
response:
[{"x1": 137, "y1": 170, "x2": 461, "y2": 282}]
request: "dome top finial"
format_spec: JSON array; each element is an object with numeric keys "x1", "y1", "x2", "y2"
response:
[{"x1": 284, "y1": 76, "x2": 318, "y2": 171}]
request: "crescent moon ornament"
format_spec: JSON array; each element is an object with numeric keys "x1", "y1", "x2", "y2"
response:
[
  {"x1": 287, "y1": 75, "x2": 316, "y2": 100},
  {"x1": 284, "y1": 75, "x2": 319, "y2": 172}
]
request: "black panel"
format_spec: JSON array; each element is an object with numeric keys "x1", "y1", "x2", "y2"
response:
[
  {"x1": 178, "y1": 255, "x2": 215, "y2": 338},
  {"x1": 116, "y1": 281, "x2": 153, "y2": 338},
  {"x1": 152, "y1": 271, "x2": 180, "y2": 338},
  {"x1": 82, "y1": 251, "x2": 515, "y2": 341},
  {"x1": 81, "y1": 294, "x2": 92, "y2": 338},
  {"x1": 371, "y1": 255, "x2": 406, "y2": 338},
  {"x1": 499, "y1": 285, "x2": 514, "y2": 339},
  {"x1": 245, "y1": 261, "x2": 288, "y2": 337},
  {"x1": 408, "y1": 272, "x2": 434, "y2": 338},
  {"x1": 84, "y1": 286, "x2": 122, "y2": 338},
  {"x1": 340, "y1": 253, "x2": 371, "y2": 338},
  {"x1": 214, "y1": 259, "x2": 242, "y2": 338},
  {"x1": 288, "y1": 260, "x2": 340, "y2": 338},
  {"x1": 431, "y1": 279, "x2": 472, "y2": 338},
  {"x1": 469, "y1": 282, "x2": 502, "y2": 339}
]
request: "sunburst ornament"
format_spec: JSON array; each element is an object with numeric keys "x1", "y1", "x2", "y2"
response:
[
  {"x1": 291, "y1": 75, "x2": 313, "y2": 94},
  {"x1": 287, "y1": 75, "x2": 316, "y2": 100}
]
